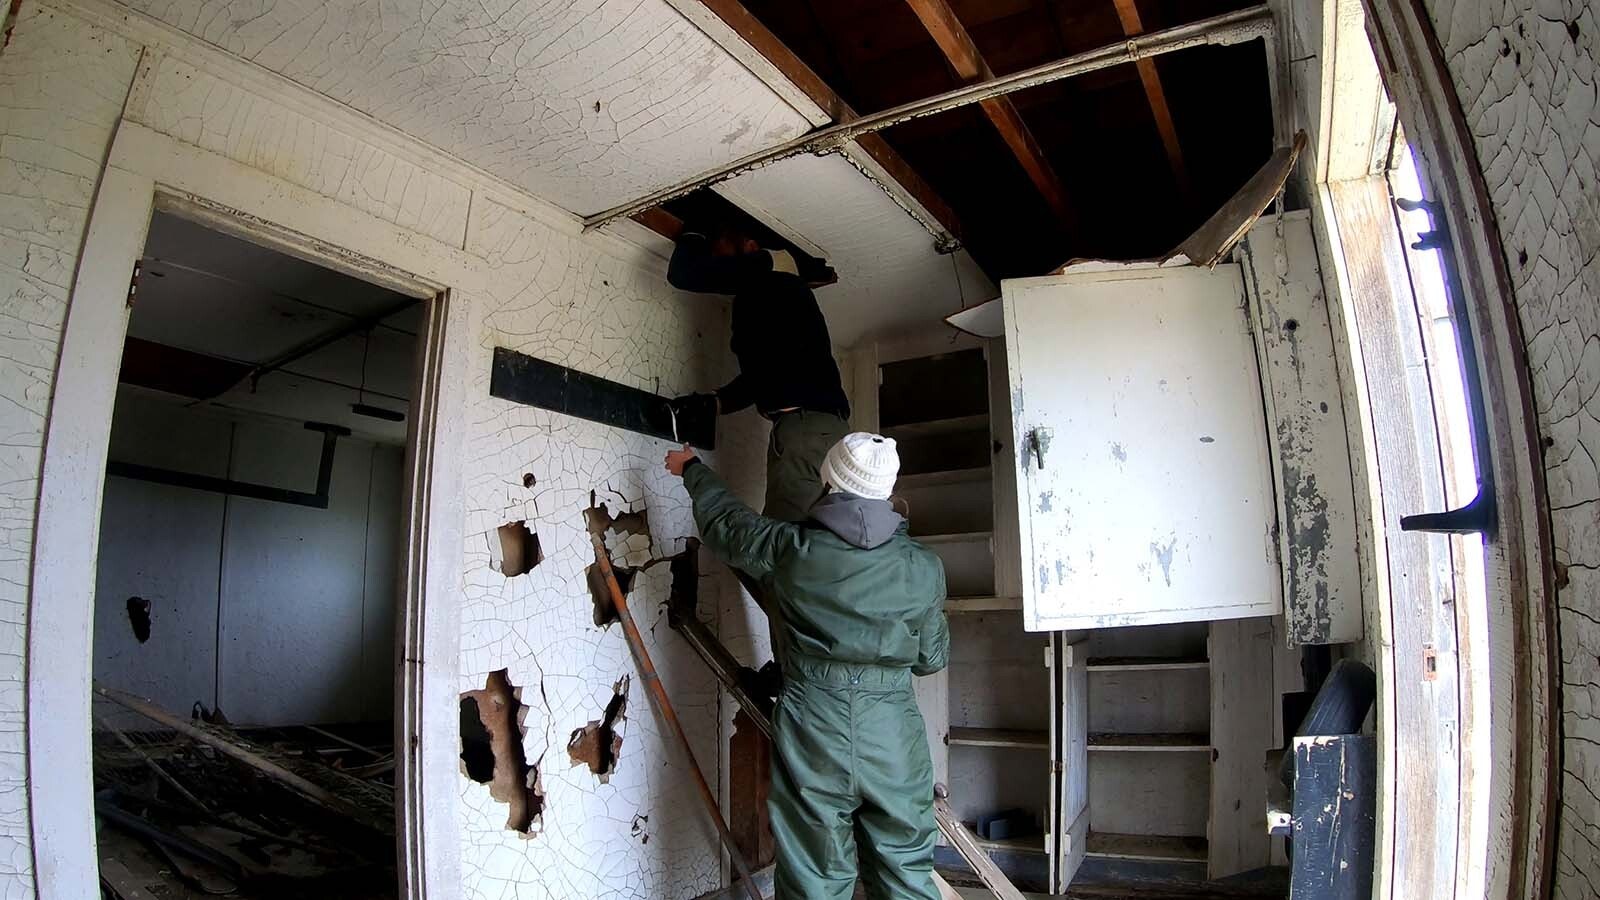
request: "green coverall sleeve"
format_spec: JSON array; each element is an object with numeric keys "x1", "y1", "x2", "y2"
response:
[
  {"x1": 682, "y1": 460, "x2": 799, "y2": 580},
  {"x1": 912, "y1": 607, "x2": 950, "y2": 676}
]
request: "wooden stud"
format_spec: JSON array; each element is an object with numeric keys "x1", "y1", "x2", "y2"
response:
[
  {"x1": 903, "y1": 0, "x2": 1077, "y2": 230},
  {"x1": 1109, "y1": 0, "x2": 1192, "y2": 201},
  {"x1": 1207, "y1": 617, "x2": 1276, "y2": 879}
]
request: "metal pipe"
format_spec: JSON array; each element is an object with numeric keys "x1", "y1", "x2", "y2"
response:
[
  {"x1": 588, "y1": 534, "x2": 766, "y2": 900},
  {"x1": 584, "y1": 5, "x2": 1274, "y2": 231}
]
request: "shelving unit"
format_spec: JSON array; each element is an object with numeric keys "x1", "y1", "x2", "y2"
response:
[
  {"x1": 1083, "y1": 622, "x2": 1214, "y2": 869},
  {"x1": 874, "y1": 345, "x2": 1055, "y2": 876},
  {"x1": 948, "y1": 727, "x2": 1049, "y2": 750}
]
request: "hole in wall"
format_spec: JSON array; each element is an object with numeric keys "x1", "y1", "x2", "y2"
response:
[
  {"x1": 522, "y1": 473, "x2": 536, "y2": 488},
  {"x1": 460, "y1": 698, "x2": 496, "y2": 783},
  {"x1": 460, "y1": 669, "x2": 544, "y2": 834},
  {"x1": 493, "y1": 521, "x2": 543, "y2": 578},
  {"x1": 568, "y1": 675, "x2": 629, "y2": 781},
  {"x1": 1569, "y1": 20, "x2": 1580, "y2": 41},
  {"x1": 587, "y1": 563, "x2": 635, "y2": 627},
  {"x1": 126, "y1": 596, "x2": 152, "y2": 644},
  {"x1": 584, "y1": 492, "x2": 651, "y2": 626}
]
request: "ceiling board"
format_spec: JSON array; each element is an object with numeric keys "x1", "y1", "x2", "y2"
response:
[
  {"x1": 121, "y1": 0, "x2": 815, "y2": 215},
  {"x1": 715, "y1": 152, "x2": 993, "y2": 347}
]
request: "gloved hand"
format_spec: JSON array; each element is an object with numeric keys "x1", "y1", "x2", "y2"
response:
[
  {"x1": 798, "y1": 257, "x2": 838, "y2": 288},
  {"x1": 671, "y1": 392, "x2": 719, "y2": 423}
]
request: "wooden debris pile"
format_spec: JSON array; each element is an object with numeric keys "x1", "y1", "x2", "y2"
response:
[{"x1": 92, "y1": 683, "x2": 397, "y2": 900}]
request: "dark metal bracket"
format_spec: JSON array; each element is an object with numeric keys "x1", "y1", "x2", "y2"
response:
[
  {"x1": 107, "y1": 422, "x2": 351, "y2": 509},
  {"x1": 1392, "y1": 194, "x2": 1498, "y2": 536}
]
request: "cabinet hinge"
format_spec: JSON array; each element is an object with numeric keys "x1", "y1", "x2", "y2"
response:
[{"x1": 126, "y1": 261, "x2": 142, "y2": 307}]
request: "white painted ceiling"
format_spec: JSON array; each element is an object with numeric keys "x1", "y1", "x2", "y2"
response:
[
  {"x1": 123, "y1": 0, "x2": 993, "y2": 347},
  {"x1": 132, "y1": 211, "x2": 418, "y2": 443}
]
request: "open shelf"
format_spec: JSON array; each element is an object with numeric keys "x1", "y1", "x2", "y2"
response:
[
  {"x1": 896, "y1": 466, "x2": 992, "y2": 489},
  {"x1": 1087, "y1": 656, "x2": 1209, "y2": 672},
  {"x1": 948, "y1": 727, "x2": 1048, "y2": 750},
  {"x1": 882, "y1": 414, "x2": 990, "y2": 441},
  {"x1": 946, "y1": 596, "x2": 1021, "y2": 614},
  {"x1": 962, "y1": 826, "x2": 1048, "y2": 856},
  {"x1": 1085, "y1": 831, "x2": 1208, "y2": 863},
  {"x1": 1087, "y1": 732, "x2": 1211, "y2": 752},
  {"x1": 918, "y1": 531, "x2": 992, "y2": 546}
]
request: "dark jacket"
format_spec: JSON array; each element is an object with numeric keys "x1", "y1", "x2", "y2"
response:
[
  {"x1": 667, "y1": 234, "x2": 850, "y2": 420},
  {"x1": 684, "y1": 461, "x2": 948, "y2": 674}
]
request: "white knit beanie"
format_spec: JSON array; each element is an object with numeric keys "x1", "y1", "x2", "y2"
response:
[{"x1": 820, "y1": 432, "x2": 900, "y2": 501}]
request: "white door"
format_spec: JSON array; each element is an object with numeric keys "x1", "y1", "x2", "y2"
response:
[{"x1": 1002, "y1": 265, "x2": 1281, "y2": 632}]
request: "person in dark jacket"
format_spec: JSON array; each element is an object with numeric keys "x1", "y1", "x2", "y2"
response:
[
  {"x1": 666, "y1": 229, "x2": 850, "y2": 524},
  {"x1": 665, "y1": 433, "x2": 948, "y2": 900}
]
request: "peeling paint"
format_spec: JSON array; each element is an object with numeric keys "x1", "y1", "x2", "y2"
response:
[
  {"x1": 567, "y1": 675, "x2": 630, "y2": 783},
  {"x1": 1149, "y1": 537, "x2": 1178, "y2": 588},
  {"x1": 1110, "y1": 442, "x2": 1128, "y2": 463},
  {"x1": 460, "y1": 670, "x2": 545, "y2": 835},
  {"x1": 1037, "y1": 491, "x2": 1054, "y2": 513}
]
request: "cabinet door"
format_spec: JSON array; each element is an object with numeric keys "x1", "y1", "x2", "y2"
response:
[{"x1": 1002, "y1": 265, "x2": 1280, "y2": 632}]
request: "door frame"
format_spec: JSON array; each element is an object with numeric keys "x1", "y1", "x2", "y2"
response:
[{"x1": 27, "y1": 122, "x2": 472, "y2": 900}]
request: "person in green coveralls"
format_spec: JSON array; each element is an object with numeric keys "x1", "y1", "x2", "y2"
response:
[{"x1": 665, "y1": 432, "x2": 949, "y2": 900}]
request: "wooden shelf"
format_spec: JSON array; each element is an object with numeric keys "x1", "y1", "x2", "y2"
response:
[
  {"x1": 961, "y1": 826, "x2": 1047, "y2": 856},
  {"x1": 945, "y1": 596, "x2": 1021, "y2": 614},
  {"x1": 1087, "y1": 732, "x2": 1211, "y2": 752},
  {"x1": 917, "y1": 531, "x2": 992, "y2": 546},
  {"x1": 948, "y1": 727, "x2": 1048, "y2": 750},
  {"x1": 1087, "y1": 656, "x2": 1209, "y2": 672},
  {"x1": 882, "y1": 414, "x2": 990, "y2": 440},
  {"x1": 896, "y1": 466, "x2": 991, "y2": 489},
  {"x1": 1085, "y1": 831, "x2": 1207, "y2": 863}
]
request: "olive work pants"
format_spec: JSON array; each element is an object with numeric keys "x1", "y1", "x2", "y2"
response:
[
  {"x1": 754, "y1": 410, "x2": 849, "y2": 668},
  {"x1": 769, "y1": 656, "x2": 940, "y2": 900}
]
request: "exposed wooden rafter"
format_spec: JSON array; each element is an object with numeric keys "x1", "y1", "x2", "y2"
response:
[
  {"x1": 1110, "y1": 0, "x2": 1193, "y2": 200},
  {"x1": 586, "y1": 6, "x2": 1273, "y2": 231},
  {"x1": 661, "y1": 0, "x2": 966, "y2": 245},
  {"x1": 902, "y1": 0, "x2": 1076, "y2": 231}
]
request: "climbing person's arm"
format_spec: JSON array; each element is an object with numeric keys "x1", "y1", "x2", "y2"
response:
[
  {"x1": 713, "y1": 373, "x2": 757, "y2": 415},
  {"x1": 912, "y1": 567, "x2": 950, "y2": 676},
  {"x1": 667, "y1": 234, "x2": 774, "y2": 295},
  {"x1": 667, "y1": 447, "x2": 797, "y2": 579}
]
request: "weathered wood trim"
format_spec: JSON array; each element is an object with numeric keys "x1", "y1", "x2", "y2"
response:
[
  {"x1": 1359, "y1": 0, "x2": 1558, "y2": 897},
  {"x1": 1239, "y1": 212, "x2": 1364, "y2": 645}
]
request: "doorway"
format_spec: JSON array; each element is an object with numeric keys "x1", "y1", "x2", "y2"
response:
[{"x1": 90, "y1": 210, "x2": 421, "y2": 899}]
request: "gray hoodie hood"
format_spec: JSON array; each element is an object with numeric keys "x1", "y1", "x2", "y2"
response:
[{"x1": 809, "y1": 491, "x2": 905, "y2": 550}]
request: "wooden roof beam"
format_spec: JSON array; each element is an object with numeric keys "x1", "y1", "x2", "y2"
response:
[
  {"x1": 903, "y1": 0, "x2": 1077, "y2": 231},
  {"x1": 1111, "y1": 0, "x2": 1193, "y2": 201},
  {"x1": 584, "y1": 7, "x2": 1273, "y2": 231}
]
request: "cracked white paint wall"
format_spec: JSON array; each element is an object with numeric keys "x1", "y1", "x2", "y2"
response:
[
  {"x1": 118, "y1": 0, "x2": 812, "y2": 216},
  {"x1": 0, "y1": 5, "x2": 140, "y2": 892},
  {"x1": 1, "y1": 2, "x2": 774, "y2": 895},
  {"x1": 1416, "y1": 0, "x2": 1599, "y2": 896}
]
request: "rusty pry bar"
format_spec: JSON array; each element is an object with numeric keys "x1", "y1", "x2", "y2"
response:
[{"x1": 588, "y1": 533, "x2": 764, "y2": 900}]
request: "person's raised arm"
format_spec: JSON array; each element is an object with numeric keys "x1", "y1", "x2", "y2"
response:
[
  {"x1": 667, "y1": 234, "x2": 774, "y2": 295},
  {"x1": 666, "y1": 447, "x2": 797, "y2": 579}
]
